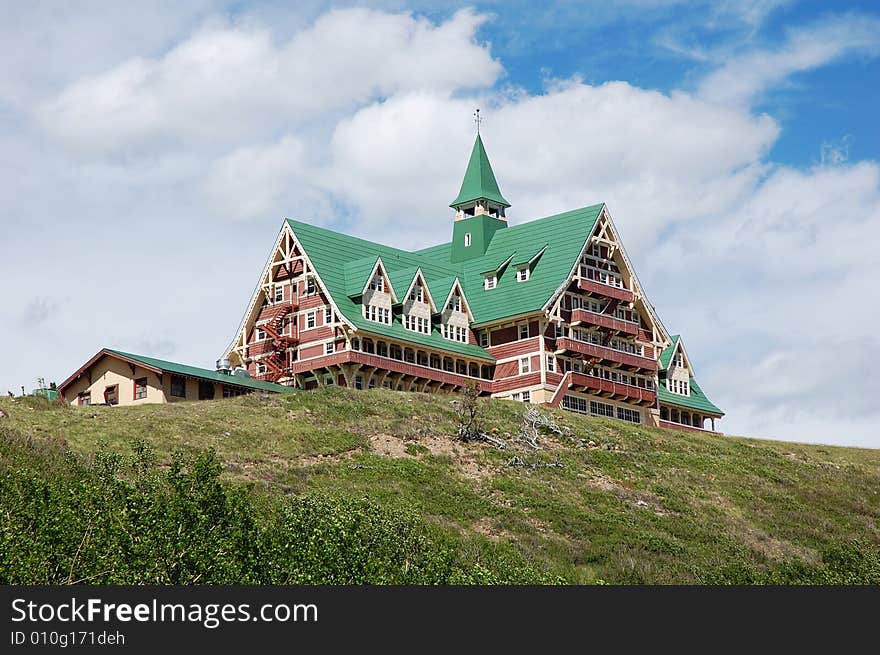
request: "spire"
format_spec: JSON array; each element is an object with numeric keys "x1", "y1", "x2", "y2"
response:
[{"x1": 450, "y1": 133, "x2": 511, "y2": 209}]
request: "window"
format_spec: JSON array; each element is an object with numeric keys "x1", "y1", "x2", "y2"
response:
[
  {"x1": 464, "y1": 233, "x2": 472, "y2": 247},
  {"x1": 519, "y1": 324, "x2": 529, "y2": 340},
  {"x1": 325, "y1": 342, "x2": 335, "y2": 355},
  {"x1": 134, "y1": 377, "x2": 147, "y2": 400},
  {"x1": 306, "y1": 311, "x2": 317, "y2": 329},
  {"x1": 404, "y1": 314, "x2": 430, "y2": 334},
  {"x1": 256, "y1": 362, "x2": 267, "y2": 375},
  {"x1": 222, "y1": 385, "x2": 247, "y2": 398},
  {"x1": 673, "y1": 352, "x2": 684, "y2": 368},
  {"x1": 170, "y1": 376, "x2": 186, "y2": 398},
  {"x1": 512, "y1": 392, "x2": 520, "y2": 401},
  {"x1": 78, "y1": 391, "x2": 91, "y2": 406},
  {"x1": 354, "y1": 375, "x2": 364, "y2": 390},
  {"x1": 364, "y1": 304, "x2": 391, "y2": 324},
  {"x1": 546, "y1": 355, "x2": 555, "y2": 372},
  {"x1": 522, "y1": 390, "x2": 531, "y2": 403},
  {"x1": 519, "y1": 357, "x2": 531, "y2": 374},
  {"x1": 478, "y1": 331, "x2": 489, "y2": 347},
  {"x1": 368, "y1": 275, "x2": 385, "y2": 292},
  {"x1": 198, "y1": 381, "x2": 215, "y2": 400},
  {"x1": 409, "y1": 285, "x2": 424, "y2": 303},
  {"x1": 517, "y1": 267, "x2": 529, "y2": 282},
  {"x1": 484, "y1": 275, "x2": 496, "y2": 290},
  {"x1": 256, "y1": 328, "x2": 266, "y2": 341},
  {"x1": 617, "y1": 407, "x2": 641, "y2": 424},
  {"x1": 305, "y1": 278, "x2": 317, "y2": 296},
  {"x1": 103, "y1": 385, "x2": 119, "y2": 405},
  {"x1": 590, "y1": 400, "x2": 615, "y2": 418},
  {"x1": 449, "y1": 295, "x2": 462, "y2": 312},
  {"x1": 442, "y1": 324, "x2": 468, "y2": 343},
  {"x1": 274, "y1": 285, "x2": 284, "y2": 303},
  {"x1": 325, "y1": 307, "x2": 333, "y2": 325}
]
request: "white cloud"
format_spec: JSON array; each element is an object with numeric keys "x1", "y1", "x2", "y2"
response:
[
  {"x1": 698, "y1": 13, "x2": 880, "y2": 106},
  {"x1": 37, "y1": 8, "x2": 500, "y2": 156}
]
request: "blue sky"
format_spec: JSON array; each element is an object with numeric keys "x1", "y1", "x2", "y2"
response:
[{"x1": 0, "y1": 1, "x2": 878, "y2": 447}]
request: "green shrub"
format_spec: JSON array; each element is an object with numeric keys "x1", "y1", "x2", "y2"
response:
[{"x1": 0, "y1": 426, "x2": 552, "y2": 585}]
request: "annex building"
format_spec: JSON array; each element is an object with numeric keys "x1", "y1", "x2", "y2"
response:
[{"x1": 224, "y1": 133, "x2": 723, "y2": 432}]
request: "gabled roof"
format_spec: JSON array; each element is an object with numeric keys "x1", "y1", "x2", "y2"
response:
[
  {"x1": 659, "y1": 335, "x2": 681, "y2": 371},
  {"x1": 399, "y1": 267, "x2": 438, "y2": 312},
  {"x1": 450, "y1": 134, "x2": 510, "y2": 208},
  {"x1": 59, "y1": 348, "x2": 295, "y2": 394},
  {"x1": 442, "y1": 278, "x2": 475, "y2": 321},
  {"x1": 657, "y1": 376, "x2": 724, "y2": 416}
]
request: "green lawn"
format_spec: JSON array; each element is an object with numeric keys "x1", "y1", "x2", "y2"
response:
[{"x1": 1, "y1": 389, "x2": 878, "y2": 584}]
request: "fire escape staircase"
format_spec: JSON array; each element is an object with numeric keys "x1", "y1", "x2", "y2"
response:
[{"x1": 256, "y1": 297, "x2": 299, "y2": 383}]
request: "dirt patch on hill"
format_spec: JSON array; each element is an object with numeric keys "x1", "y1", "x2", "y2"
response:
[
  {"x1": 366, "y1": 432, "x2": 493, "y2": 480},
  {"x1": 580, "y1": 472, "x2": 673, "y2": 516}
]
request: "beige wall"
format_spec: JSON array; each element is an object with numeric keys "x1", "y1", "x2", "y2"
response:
[
  {"x1": 161, "y1": 374, "x2": 230, "y2": 402},
  {"x1": 61, "y1": 355, "x2": 253, "y2": 406},
  {"x1": 62, "y1": 356, "x2": 165, "y2": 406}
]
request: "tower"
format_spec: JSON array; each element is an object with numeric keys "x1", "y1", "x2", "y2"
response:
[{"x1": 449, "y1": 130, "x2": 510, "y2": 263}]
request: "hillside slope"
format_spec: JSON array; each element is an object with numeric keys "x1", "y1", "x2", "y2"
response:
[{"x1": 1, "y1": 390, "x2": 879, "y2": 584}]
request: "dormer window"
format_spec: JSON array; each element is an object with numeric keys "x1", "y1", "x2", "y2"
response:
[
  {"x1": 673, "y1": 352, "x2": 684, "y2": 368},
  {"x1": 368, "y1": 275, "x2": 384, "y2": 292},
  {"x1": 667, "y1": 378, "x2": 690, "y2": 396},
  {"x1": 403, "y1": 315, "x2": 430, "y2": 334},
  {"x1": 442, "y1": 324, "x2": 468, "y2": 343},
  {"x1": 449, "y1": 294, "x2": 462, "y2": 312},
  {"x1": 516, "y1": 267, "x2": 530, "y2": 282},
  {"x1": 464, "y1": 233, "x2": 472, "y2": 247},
  {"x1": 363, "y1": 304, "x2": 391, "y2": 324},
  {"x1": 484, "y1": 275, "x2": 496, "y2": 290},
  {"x1": 409, "y1": 285, "x2": 424, "y2": 303}
]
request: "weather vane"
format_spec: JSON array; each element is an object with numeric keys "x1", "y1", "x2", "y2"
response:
[{"x1": 474, "y1": 108, "x2": 482, "y2": 133}]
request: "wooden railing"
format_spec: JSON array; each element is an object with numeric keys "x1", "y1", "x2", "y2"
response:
[
  {"x1": 569, "y1": 308, "x2": 639, "y2": 335},
  {"x1": 569, "y1": 372, "x2": 656, "y2": 404},
  {"x1": 576, "y1": 278, "x2": 634, "y2": 303},
  {"x1": 555, "y1": 337, "x2": 658, "y2": 371}
]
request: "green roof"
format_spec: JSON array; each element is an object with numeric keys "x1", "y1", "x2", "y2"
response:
[
  {"x1": 417, "y1": 204, "x2": 604, "y2": 325},
  {"x1": 659, "y1": 335, "x2": 681, "y2": 371},
  {"x1": 450, "y1": 134, "x2": 510, "y2": 208},
  {"x1": 658, "y1": 375, "x2": 723, "y2": 416},
  {"x1": 286, "y1": 220, "x2": 493, "y2": 361},
  {"x1": 105, "y1": 349, "x2": 295, "y2": 393},
  {"x1": 288, "y1": 203, "x2": 602, "y2": 354}
]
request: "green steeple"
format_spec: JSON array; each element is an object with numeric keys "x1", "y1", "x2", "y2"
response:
[{"x1": 450, "y1": 134, "x2": 511, "y2": 209}]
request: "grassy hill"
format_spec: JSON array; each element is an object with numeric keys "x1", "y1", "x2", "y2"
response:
[{"x1": 1, "y1": 389, "x2": 879, "y2": 584}]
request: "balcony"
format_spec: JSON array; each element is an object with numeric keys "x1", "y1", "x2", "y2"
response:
[
  {"x1": 576, "y1": 278, "x2": 634, "y2": 303},
  {"x1": 555, "y1": 337, "x2": 658, "y2": 371},
  {"x1": 570, "y1": 308, "x2": 639, "y2": 336},
  {"x1": 289, "y1": 350, "x2": 494, "y2": 393},
  {"x1": 569, "y1": 372, "x2": 656, "y2": 405}
]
